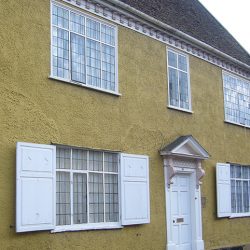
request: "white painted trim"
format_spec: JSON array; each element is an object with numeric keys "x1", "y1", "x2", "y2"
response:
[
  {"x1": 163, "y1": 153, "x2": 207, "y2": 160},
  {"x1": 224, "y1": 120, "x2": 250, "y2": 129},
  {"x1": 172, "y1": 138, "x2": 209, "y2": 159},
  {"x1": 230, "y1": 213, "x2": 250, "y2": 218},
  {"x1": 52, "y1": 223, "x2": 123, "y2": 233},
  {"x1": 49, "y1": 76, "x2": 122, "y2": 96},
  {"x1": 164, "y1": 158, "x2": 204, "y2": 250},
  {"x1": 167, "y1": 105, "x2": 193, "y2": 114},
  {"x1": 160, "y1": 136, "x2": 210, "y2": 160},
  {"x1": 60, "y1": 0, "x2": 250, "y2": 79}
]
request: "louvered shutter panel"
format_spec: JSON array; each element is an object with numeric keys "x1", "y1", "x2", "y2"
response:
[
  {"x1": 121, "y1": 153, "x2": 150, "y2": 225},
  {"x1": 216, "y1": 163, "x2": 231, "y2": 217},
  {"x1": 16, "y1": 142, "x2": 56, "y2": 232}
]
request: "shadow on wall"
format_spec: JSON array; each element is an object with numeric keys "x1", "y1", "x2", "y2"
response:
[{"x1": 215, "y1": 245, "x2": 250, "y2": 250}]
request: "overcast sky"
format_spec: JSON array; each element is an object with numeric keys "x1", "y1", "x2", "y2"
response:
[{"x1": 198, "y1": 0, "x2": 250, "y2": 54}]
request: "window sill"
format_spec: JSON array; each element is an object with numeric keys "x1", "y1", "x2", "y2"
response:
[
  {"x1": 51, "y1": 223, "x2": 123, "y2": 233},
  {"x1": 230, "y1": 213, "x2": 250, "y2": 218},
  {"x1": 49, "y1": 76, "x2": 122, "y2": 97},
  {"x1": 224, "y1": 120, "x2": 250, "y2": 129},
  {"x1": 167, "y1": 105, "x2": 193, "y2": 114}
]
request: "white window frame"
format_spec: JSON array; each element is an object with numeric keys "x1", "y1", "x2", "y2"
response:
[
  {"x1": 230, "y1": 164, "x2": 250, "y2": 218},
  {"x1": 167, "y1": 48, "x2": 192, "y2": 113},
  {"x1": 216, "y1": 162, "x2": 250, "y2": 218},
  {"x1": 49, "y1": 1, "x2": 120, "y2": 96},
  {"x1": 222, "y1": 71, "x2": 250, "y2": 129},
  {"x1": 53, "y1": 147, "x2": 122, "y2": 233}
]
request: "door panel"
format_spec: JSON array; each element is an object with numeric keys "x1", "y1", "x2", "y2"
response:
[{"x1": 171, "y1": 174, "x2": 192, "y2": 249}]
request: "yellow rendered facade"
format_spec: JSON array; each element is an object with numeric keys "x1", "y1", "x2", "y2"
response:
[{"x1": 0, "y1": 0, "x2": 250, "y2": 249}]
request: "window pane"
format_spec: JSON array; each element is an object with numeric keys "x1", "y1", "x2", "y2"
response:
[
  {"x1": 73, "y1": 173, "x2": 87, "y2": 224},
  {"x1": 243, "y1": 181, "x2": 249, "y2": 212},
  {"x1": 56, "y1": 172, "x2": 71, "y2": 225},
  {"x1": 178, "y1": 54, "x2": 187, "y2": 71},
  {"x1": 169, "y1": 68, "x2": 179, "y2": 107},
  {"x1": 179, "y1": 71, "x2": 189, "y2": 109},
  {"x1": 168, "y1": 51, "x2": 177, "y2": 68},
  {"x1": 236, "y1": 166, "x2": 242, "y2": 178},
  {"x1": 104, "y1": 153, "x2": 118, "y2": 173},
  {"x1": 231, "y1": 180, "x2": 236, "y2": 213},
  {"x1": 72, "y1": 149, "x2": 87, "y2": 170},
  {"x1": 89, "y1": 173, "x2": 104, "y2": 223},
  {"x1": 86, "y1": 18, "x2": 100, "y2": 40},
  {"x1": 52, "y1": 5, "x2": 69, "y2": 29},
  {"x1": 231, "y1": 165, "x2": 236, "y2": 178},
  {"x1": 86, "y1": 39, "x2": 101, "y2": 87},
  {"x1": 89, "y1": 151, "x2": 103, "y2": 171},
  {"x1": 101, "y1": 24, "x2": 115, "y2": 46},
  {"x1": 102, "y1": 44, "x2": 115, "y2": 91},
  {"x1": 56, "y1": 148, "x2": 71, "y2": 169},
  {"x1": 71, "y1": 33, "x2": 86, "y2": 83},
  {"x1": 52, "y1": 27, "x2": 69, "y2": 79},
  {"x1": 238, "y1": 93, "x2": 246, "y2": 125},
  {"x1": 70, "y1": 12, "x2": 85, "y2": 35},
  {"x1": 236, "y1": 180, "x2": 243, "y2": 213},
  {"x1": 105, "y1": 174, "x2": 119, "y2": 222},
  {"x1": 242, "y1": 167, "x2": 248, "y2": 179}
]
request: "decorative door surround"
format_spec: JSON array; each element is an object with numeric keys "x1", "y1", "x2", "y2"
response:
[{"x1": 160, "y1": 135, "x2": 210, "y2": 250}]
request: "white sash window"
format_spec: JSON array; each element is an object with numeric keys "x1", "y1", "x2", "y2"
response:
[
  {"x1": 167, "y1": 49, "x2": 191, "y2": 112},
  {"x1": 56, "y1": 147, "x2": 119, "y2": 227}
]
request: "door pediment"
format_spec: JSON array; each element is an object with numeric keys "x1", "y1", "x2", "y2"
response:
[{"x1": 160, "y1": 135, "x2": 209, "y2": 160}]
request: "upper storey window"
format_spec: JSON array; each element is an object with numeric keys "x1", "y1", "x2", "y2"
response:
[
  {"x1": 223, "y1": 73, "x2": 250, "y2": 127},
  {"x1": 51, "y1": 3, "x2": 118, "y2": 93},
  {"x1": 167, "y1": 49, "x2": 191, "y2": 111}
]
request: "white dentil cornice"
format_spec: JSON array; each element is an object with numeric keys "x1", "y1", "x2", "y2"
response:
[{"x1": 61, "y1": 0, "x2": 250, "y2": 79}]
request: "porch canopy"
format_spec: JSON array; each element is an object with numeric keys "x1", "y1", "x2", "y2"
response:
[{"x1": 160, "y1": 135, "x2": 210, "y2": 160}]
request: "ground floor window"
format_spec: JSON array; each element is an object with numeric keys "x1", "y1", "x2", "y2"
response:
[
  {"x1": 56, "y1": 147, "x2": 119, "y2": 226},
  {"x1": 216, "y1": 163, "x2": 250, "y2": 218},
  {"x1": 16, "y1": 142, "x2": 150, "y2": 233},
  {"x1": 230, "y1": 164, "x2": 250, "y2": 214}
]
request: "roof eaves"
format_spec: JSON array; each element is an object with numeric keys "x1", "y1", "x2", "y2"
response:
[{"x1": 102, "y1": 0, "x2": 250, "y2": 70}]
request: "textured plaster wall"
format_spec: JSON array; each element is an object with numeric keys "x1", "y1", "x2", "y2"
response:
[{"x1": 0, "y1": 1, "x2": 250, "y2": 250}]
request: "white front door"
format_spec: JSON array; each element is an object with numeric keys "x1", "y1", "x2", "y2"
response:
[{"x1": 170, "y1": 174, "x2": 192, "y2": 250}]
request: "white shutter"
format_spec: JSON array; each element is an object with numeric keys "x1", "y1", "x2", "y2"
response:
[
  {"x1": 16, "y1": 142, "x2": 56, "y2": 232},
  {"x1": 121, "y1": 153, "x2": 150, "y2": 225},
  {"x1": 216, "y1": 163, "x2": 231, "y2": 217}
]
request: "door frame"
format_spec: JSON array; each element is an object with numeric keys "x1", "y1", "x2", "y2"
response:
[{"x1": 164, "y1": 157, "x2": 204, "y2": 250}]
